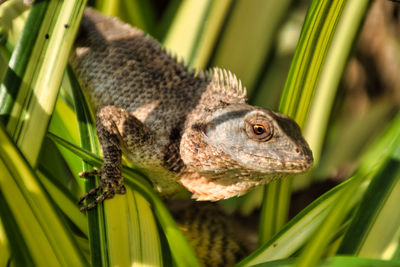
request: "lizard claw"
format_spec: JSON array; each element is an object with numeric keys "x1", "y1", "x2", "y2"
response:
[
  {"x1": 78, "y1": 168, "x2": 125, "y2": 211},
  {"x1": 79, "y1": 188, "x2": 111, "y2": 212},
  {"x1": 117, "y1": 184, "x2": 126, "y2": 194},
  {"x1": 78, "y1": 181, "x2": 104, "y2": 206},
  {"x1": 79, "y1": 168, "x2": 102, "y2": 178}
]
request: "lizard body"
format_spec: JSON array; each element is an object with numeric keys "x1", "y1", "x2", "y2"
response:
[{"x1": 71, "y1": 8, "x2": 313, "y2": 210}]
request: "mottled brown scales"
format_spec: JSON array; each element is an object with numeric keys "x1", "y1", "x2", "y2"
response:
[
  {"x1": 171, "y1": 202, "x2": 247, "y2": 267},
  {"x1": 166, "y1": 199, "x2": 249, "y2": 267},
  {"x1": 71, "y1": 8, "x2": 313, "y2": 211}
]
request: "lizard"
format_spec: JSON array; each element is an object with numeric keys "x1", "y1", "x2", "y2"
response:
[{"x1": 70, "y1": 8, "x2": 314, "y2": 212}]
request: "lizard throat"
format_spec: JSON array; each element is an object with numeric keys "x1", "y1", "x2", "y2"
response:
[{"x1": 179, "y1": 171, "x2": 284, "y2": 201}]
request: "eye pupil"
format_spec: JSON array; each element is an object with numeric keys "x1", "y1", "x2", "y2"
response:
[
  {"x1": 245, "y1": 119, "x2": 274, "y2": 142},
  {"x1": 253, "y1": 124, "x2": 265, "y2": 135}
]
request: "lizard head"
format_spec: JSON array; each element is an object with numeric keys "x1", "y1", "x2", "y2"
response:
[
  {"x1": 180, "y1": 103, "x2": 314, "y2": 200},
  {"x1": 204, "y1": 104, "x2": 313, "y2": 172}
]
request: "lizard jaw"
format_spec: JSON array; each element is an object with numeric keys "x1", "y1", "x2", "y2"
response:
[{"x1": 179, "y1": 171, "x2": 284, "y2": 201}]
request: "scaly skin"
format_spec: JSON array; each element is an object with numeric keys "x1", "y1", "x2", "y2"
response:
[
  {"x1": 70, "y1": 8, "x2": 313, "y2": 211},
  {"x1": 169, "y1": 201, "x2": 248, "y2": 266}
]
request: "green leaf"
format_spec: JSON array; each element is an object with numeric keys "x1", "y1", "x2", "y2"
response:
[
  {"x1": 0, "y1": 0, "x2": 29, "y2": 50},
  {"x1": 0, "y1": 220, "x2": 11, "y2": 266},
  {"x1": 3, "y1": 0, "x2": 87, "y2": 166},
  {"x1": 296, "y1": 112, "x2": 400, "y2": 266},
  {"x1": 48, "y1": 131, "x2": 201, "y2": 266},
  {"x1": 259, "y1": 0, "x2": 371, "y2": 244},
  {"x1": 0, "y1": 123, "x2": 88, "y2": 266},
  {"x1": 247, "y1": 256, "x2": 400, "y2": 267},
  {"x1": 238, "y1": 180, "x2": 349, "y2": 266},
  {"x1": 162, "y1": 0, "x2": 212, "y2": 60},
  {"x1": 338, "y1": 142, "x2": 400, "y2": 258},
  {"x1": 0, "y1": 0, "x2": 46, "y2": 123},
  {"x1": 211, "y1": 0, "x2": 292, "y2": 94},
  {"x1": 303, "y1": 0, "x2": 372, "y2": 164},
  {"x1": 36, "y1": 166, "x2": 88, "y2": 236},
  {"x1": 239, "y1": 110, "x2": 400, "y2": 266},
  {"x1": 48, "y1": 88, "x2": 85, "y2": 189},
  {"x1": 95, "y1": 0, "x2": 156, "y2": 34},
  {"x1": 162, "y1": 0, "x2": 232, "y2": 69}
]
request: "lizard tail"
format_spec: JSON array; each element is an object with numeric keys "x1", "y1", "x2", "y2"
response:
[{"x1": 168, "y1": 200, "x2": 251, "y2": 266}]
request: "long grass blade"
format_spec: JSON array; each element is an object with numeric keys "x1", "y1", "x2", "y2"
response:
[
  {"x1": 338, "y1": 138, "x2": 400, "y2": 258},
  {"x1": 0, "y1": 220, "x2": 11, "y2": 266},
  {"x1": 211, "y1": 0, "x2": 292, "y2": 94},
  {"x1": 48, "y1": 131, "x2": 201, "y2": 266},
  {"x1": 0, "y1": 0, "x2": 46, "y2": 123},
  {"x1": 67, "y1": 63, "x2": 107, "y2": 266},
  {"x1": 239, "y1": 111, "x2": 400, "y2": 266},
  {"x1": 303, "y1": 0, "x2": 372, "y2": 165},
  {"x1": 0, "y1": 123, "x2": 88, "y2": 266},
  {"x1": 188, "y1": 0, "x2": 233, "y2": 69},
  {"x1": 244, "y1": 256, "x2": 400, "y2": 267},
  {"x1": 4, "y1": 0, "x2": 86, "y2": 166},
  {"x1": 296, "y1": 113, "x2": 400, "y2": 266},
  {"x1": 0, "y1": 0, "x2": 29, "y2": 53},
  {"x1": 162, "y1": 0, "x2": 216, "y2": 66},
  {"x1": 259, "y1": 0, "x2": 371, "y2": 244}
]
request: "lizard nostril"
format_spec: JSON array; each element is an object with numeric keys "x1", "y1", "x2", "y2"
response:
[{"x1": 295, "y1": 148, "x2": 300, "y2": 154}]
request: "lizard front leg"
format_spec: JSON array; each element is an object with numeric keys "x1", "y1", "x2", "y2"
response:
[{"x1": 79, "y1": 105, "x2": 141, "y2": 211}]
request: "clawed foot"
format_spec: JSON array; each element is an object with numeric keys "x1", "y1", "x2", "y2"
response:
[{"x1": 78, "y1": 168, "x2": 126, "y2": 212}]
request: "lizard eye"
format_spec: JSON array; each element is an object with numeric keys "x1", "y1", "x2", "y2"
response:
[
  {"x1": 253, "y1": 124, "x2": 265, "y2": 135},
  {"x1": 246, "y1": 121, "x2": 273, "y2": 142}
]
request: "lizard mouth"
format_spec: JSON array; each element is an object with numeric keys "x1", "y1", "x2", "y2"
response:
[
  {"x1": 236, "y1": 149, "x2": 313, "y2": 174},
  {"x1": 254, "y1": 161, "x2": 312, "y2": 174}
]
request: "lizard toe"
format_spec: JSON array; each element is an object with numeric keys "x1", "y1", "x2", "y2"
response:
[
  {"x1": 79, "y1": 184, "x2": 118, "y2": 211},
  {"x1": 78, "y1": 181, "x2": 104, "y2": 206},
  {"x1": 79, "y1": 168, "x2": 102, "y2": 178},
  {"x1": 80, "y1": 190, "x2": 110, "y2": 212},
  {"x1": 117, "y1": 184, "x2": 126, "y2": 194}
]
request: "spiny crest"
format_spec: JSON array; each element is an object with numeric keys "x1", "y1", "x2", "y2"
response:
[
  {"x1": 142, "y1": 33, "x2": 195, "y2": 74},
  {"x1": 206, "y1": 67, "x2": 247, "y2": 101},
  {"x1": 162, "y1": 46, "x2": 195, "y2": 73}
]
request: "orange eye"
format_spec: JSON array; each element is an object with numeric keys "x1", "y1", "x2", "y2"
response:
[
  {"x1": 253, "y1": 124, "x2": 266, "y2": 135},
  {"x1": 246, "y1": 121, "x2": 273, "y2": 141}
]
